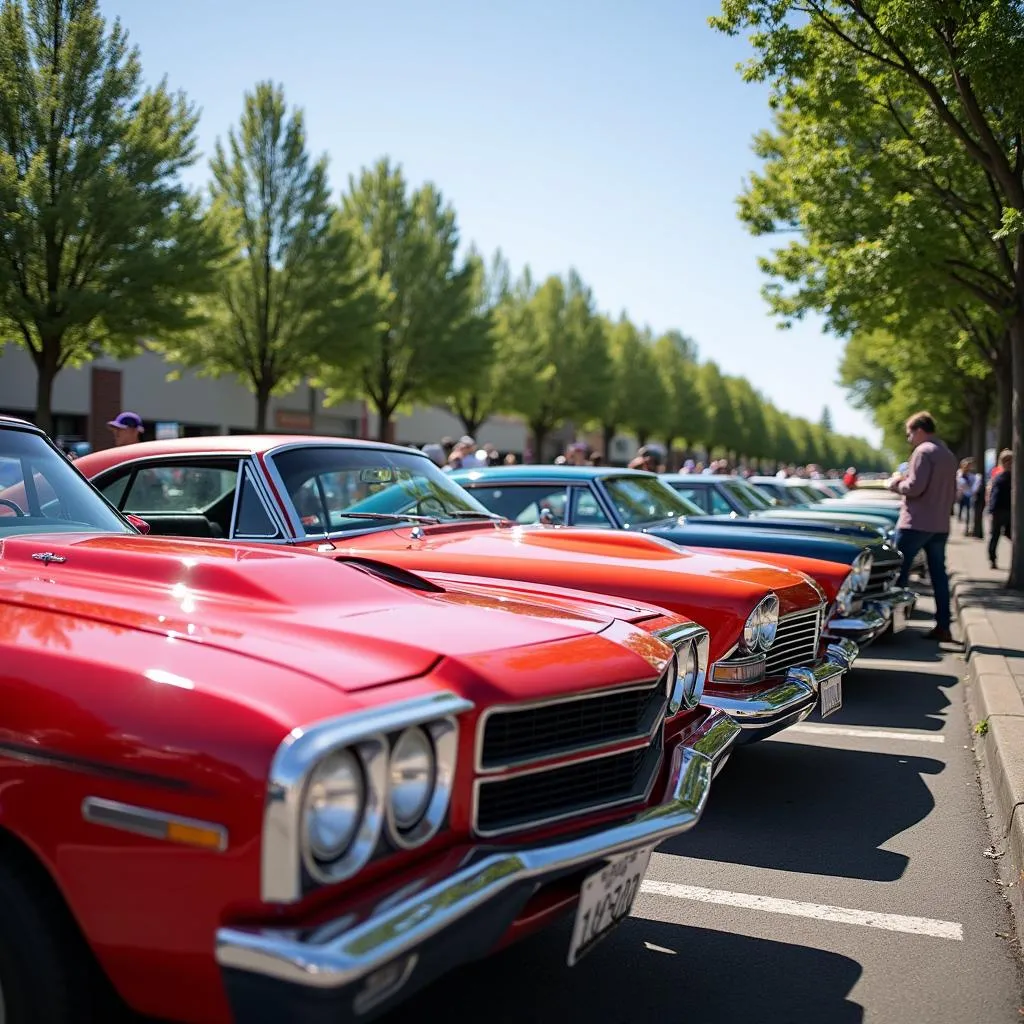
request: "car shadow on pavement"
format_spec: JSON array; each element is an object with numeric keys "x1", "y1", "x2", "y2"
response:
[
  {"x1": 656, "y1": 741, "x2": 942, "y2": 882},
  {"x1": 954, "y1": 576, "x2": 1024, "y2": 616},
  {"x1": 825, "y1": 666, "x2": 954, "y2": 731},
  {"x1": 375, "y1": 916, "x2": 863, "y2": 1024}
]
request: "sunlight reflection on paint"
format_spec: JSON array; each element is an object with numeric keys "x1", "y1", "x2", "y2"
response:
[
  {"x1": 170, "y1": 582, "x2": 197, "y2": 614},
  {"x1": 144, "y1": 668, "x2": 195, "y2": 690}
]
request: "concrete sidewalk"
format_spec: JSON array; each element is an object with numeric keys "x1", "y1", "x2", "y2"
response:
[{"x1": 946, "y1": 530, "x2": 1024, "y2": 927}]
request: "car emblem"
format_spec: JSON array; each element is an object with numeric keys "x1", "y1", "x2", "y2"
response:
[{"x1": 31, "y1": 552, "x2": 66, "y2": 565}]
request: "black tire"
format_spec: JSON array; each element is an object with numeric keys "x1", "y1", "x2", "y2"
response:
[{"x1": 0, "y1": 856, "x2": 123, "y2": 1023}]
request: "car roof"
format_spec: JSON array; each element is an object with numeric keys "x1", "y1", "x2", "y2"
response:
[
  {"x1": 660, "y1": 474, "x2": 720, "y2": 484},
  {"x1": 450, "y1": 465, "x2": 656, "y2": 483},
  {"x1": 0, "y1": 415, "x2": 42, "y2": 433}
]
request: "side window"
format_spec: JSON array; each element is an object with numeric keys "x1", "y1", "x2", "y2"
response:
[
  {"x1": 122, "y1": 465, "x2": 238, "y2": 514},
  {"x1": 233, "y1": 469, "x2": 279, "y2": 538},
  {"x1": 466, "y1": 485, "x2": 568, "y2": 525},
  {"x1": 98, "y1": 474, "x2": 130, "y2": 510},
  {"x1": 570, "y1": 487, "x2": 613, "y2": 528},
  {"x1": 709, "y1": 489, "x2": 735, "y2": 515},
  {"x1": 675, "y1": 487, "x2": 710, "y2": 513}
]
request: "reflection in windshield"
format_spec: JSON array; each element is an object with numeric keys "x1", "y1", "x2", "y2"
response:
[
  {"x1": 601, "y1": 476, "x2": 698, "y2": 527},
  {"x1": 0, "y1": 429, "x2": 132, "y2": 537},
  {"x1": 269, "y1": 446, "x2": 494, "y2": 536},
  {"x1": 723, "y1": 479, "x2": 773, "y2": 513}
]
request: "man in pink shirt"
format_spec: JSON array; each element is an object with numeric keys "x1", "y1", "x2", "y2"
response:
[{"x1": 887, "y1": 411, "x2": 959, "y2": 642}]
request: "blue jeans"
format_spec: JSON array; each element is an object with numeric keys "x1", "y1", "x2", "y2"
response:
[{"x1": 893, "y1": 528, "x2": 950, "y2": 629}]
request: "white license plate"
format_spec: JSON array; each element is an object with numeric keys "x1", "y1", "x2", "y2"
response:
[
  {"x1": 820, "y1": 676, "x2": 843, "y2": 717},
  {"x1": 891, "y1": 602, "x2": 910, "y2": 633},
  {"x1": 567, "y1": 846, "x2": 653, "y2": 965}
]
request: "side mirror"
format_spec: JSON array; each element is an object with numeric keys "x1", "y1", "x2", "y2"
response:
[{"x1": 125, "y1": 513, "x2": 150, "y2": 534}]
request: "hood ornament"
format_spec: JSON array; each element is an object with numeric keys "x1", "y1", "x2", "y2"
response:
[{"x1": 31, "y1": 552, "x2": 66, "y2": 565}]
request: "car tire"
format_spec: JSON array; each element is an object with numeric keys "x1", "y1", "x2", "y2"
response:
[{"x1": 0, "y1": 856, "x2": 123, "y2": 1023}]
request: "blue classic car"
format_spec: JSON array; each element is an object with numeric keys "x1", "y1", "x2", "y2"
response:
[{"x1": 448, "y1": 465, "x2": 915, "y2": 646}]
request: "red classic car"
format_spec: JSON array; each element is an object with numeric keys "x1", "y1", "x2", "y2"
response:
[
  {"x1": 76, "y1": 435, "x2": 860, "y2": 743},
  {"x1": 0, "y1": 416, "x2": 740, "y2": 1023}
]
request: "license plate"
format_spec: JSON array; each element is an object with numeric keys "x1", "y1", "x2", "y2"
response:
[
  {"x1": 567, "y1": 846, "x2": 653, "y2": 965},
  {"x1": 820, "y1": 675, "x2": 843, "y2": 717},
  {"x1": 891, "y1": 602, "x2": 910, "y2": 633}
]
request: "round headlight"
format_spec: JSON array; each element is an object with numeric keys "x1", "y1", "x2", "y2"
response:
[
  {"x1": 673, "y1": 640, "x2": 702, "y2": 711},
  {"x1": 757, "y1": 594, "x2": 779, "y2": 650},
  {"x1": 852, "y1": 551, "x2": 873, "y2": 590},
  {"x1": 742, "y1": 608, "x2": 761, "y2": 652},
  {"x1": 389, "y1": 727, "x2": 436, "y2": 831},
  {"x1": 835, "y1": 573, "x2": 857, "y2": 615},
  {"x1": 305, "y1": 749, "x2": 365, "y2": 863}
]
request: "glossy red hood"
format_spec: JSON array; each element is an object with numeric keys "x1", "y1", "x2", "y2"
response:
[{"x1": 0, "y1": 534, "x2": 659, "y2": 692}]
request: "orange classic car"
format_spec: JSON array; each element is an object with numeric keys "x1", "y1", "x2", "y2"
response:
[
  {"x1": 76, "y1": 435, "x2": 860, "y2": 742},
  {"x1": 0, "y1": 416, "x2": 739, "y2": 1023}
]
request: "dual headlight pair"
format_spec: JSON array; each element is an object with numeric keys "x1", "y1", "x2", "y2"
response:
[
  {"x1": 664, "y1": 636, "x2": 705, "y2": 714},
  {"x1": 835, "y1": 550, "x2": 874, "y2": 615},
  {"x1": 303, "y1": 719, "x2": 456, "y2": 884},
  {"x1": 739, "y1": 593, "x2": 780, "y2": 653}
]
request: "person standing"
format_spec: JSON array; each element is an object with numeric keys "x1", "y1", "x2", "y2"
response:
[
  {"x1": 107, "y1": 411, "x2": 144, "y2": 446},
  {"x1": 988, "y1": 449, "x2": 1013, "y2": 569},
  {"x1": 887, "y1": 411, "x2": 959, "y2": 642}
]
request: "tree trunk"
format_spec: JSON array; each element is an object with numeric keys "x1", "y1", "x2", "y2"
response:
[
  {"x1": 997, "y1": 360, "x2": 1012, "y2": 454},
  {"x1": 602, "y1": 423, "x2": 615, "y2": 459},
  {"x1": 531, "y1": 422, "x2": 549, "y2": 464},
  {"x1": 255, "y1": 383, "x2": 272, "y2": 432},
  {"x1": 636, "y1": 430, "x2": 649, "y2": 447},
  {"x1": 971, "y1": 397, "x2": 988, "y2": 539},
  {"x1": 376, "y1": 404, "x2": 395, "y2": 443},
  {"x1": 1009, "y1": 309, "x2": 1024, "y2": 590},
  {"x1": 34, "y1": 357, "x2": 56, "y2": 436}
]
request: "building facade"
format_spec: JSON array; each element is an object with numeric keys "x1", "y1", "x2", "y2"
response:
[{"x1": 0, "y1": 344, "x2": 535, "y2": 455}]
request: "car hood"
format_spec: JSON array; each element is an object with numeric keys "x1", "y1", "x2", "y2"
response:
[
  {"x1": 339, "y1": 521, "x2": 820, "y2": 621},
  {"x1": 0, "y1": 533, "x2": 658, "y2": 692},
  {"x1": 683, "y1": 513, "x2": 884, "y2": 540},
  {"x1": 651, "y1": 522, "x2": 877, "y2": 563}
]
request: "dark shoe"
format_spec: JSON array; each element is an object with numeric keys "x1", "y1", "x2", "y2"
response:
[{"x1": 925, "y1": 626, "x2": 954, "y2": 642}]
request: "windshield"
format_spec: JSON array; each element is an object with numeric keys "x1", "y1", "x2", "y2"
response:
[
  {"x1": 791, "y1": 483, "x2": 824, "y2": 504},
  {"x1": 721, "y1": 479, "x2": 774, "y2": 513},
  {"x1": 269, "y1": 445, "x2": 496, "y2": 535},
  {"x1": 0, "y1": 428, "x2": 133, "y2": 537},
  {"x1": 602, "y1": 475, "x2": 700, "y2": 526}
]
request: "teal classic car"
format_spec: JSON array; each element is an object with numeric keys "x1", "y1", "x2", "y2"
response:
[{"x1": 447, "y1": 465, "x2": 915, "y2": 646}]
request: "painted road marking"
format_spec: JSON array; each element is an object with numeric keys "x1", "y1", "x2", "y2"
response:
[
  {"x1": 782, "y1": 723, "x2": 945, "y2": 743},
  {"x1": 637, "y1": 881, "x2": 963, "y2": 940}
]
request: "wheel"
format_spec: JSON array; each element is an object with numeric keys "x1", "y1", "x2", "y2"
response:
[
  {"x1": 0, "y1": 857, "x2": 122, "y2": 1023},
  {"x1": 0, "y1": 499, "x2": 24, "y2": 516}
]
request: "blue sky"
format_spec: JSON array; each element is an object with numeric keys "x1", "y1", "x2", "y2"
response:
[{"x1": 99, "y1": 0, "x2": 881, "y2": 445}]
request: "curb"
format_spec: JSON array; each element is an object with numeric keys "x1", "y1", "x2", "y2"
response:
[{"x1": 952, "y1": 573, "x2": 1024, "y2": 925}]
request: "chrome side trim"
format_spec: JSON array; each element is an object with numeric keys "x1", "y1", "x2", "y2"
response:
[
  {"x1": 81, "y1": 797, "x2": 228, "y2": 851},
  {"x1": 215, "y1": 710, "x2": 741, "y2": 991},
  {"x1": 261, "y1": 692, "x2": 473, "y2": 905}
]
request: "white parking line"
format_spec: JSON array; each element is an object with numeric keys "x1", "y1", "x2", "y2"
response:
[
  {"x1": 783, "y1": 723, "x2": 945, "y2": 743},
  {"x1": 637, "y1": 880, "x2": 963, "y2": 940}
]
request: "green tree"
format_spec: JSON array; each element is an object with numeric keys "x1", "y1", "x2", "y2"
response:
[
  {"x1": 444, "y1": 247, "x2": 506, "y2": 436},
  {"x1": 601, "y1": 315, "x2": 665, "y2": 450},
  {"x1": 493, "y1": 269, "x2": 611, "y2": 459},
  {"x1": 158, "y1": 82, "x2": 375, "y2": 430},
  {"x1": 327, "y1": 158, "x2": 481, "y2": 442},
  {"x1": 819, "y1": 406, "x2": 833, "y2": 434},
  {"x1": 712, "y1": 0, "x2": 1024, "y2": 584},
  {"x1": 726, "y1": 376, "x2": 769, "y2": 461},
  {"x1": 654, "y1": 329, "x2": 705, "y2": 460},
  {"x1": 0, "y1": 0, "x2": 225, "y2": 433},
  {"x1": 697, "y1": 360, "x2": 737, "y2": 455}
]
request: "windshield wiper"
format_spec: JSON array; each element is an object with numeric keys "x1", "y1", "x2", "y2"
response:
[
  {"x1": 339, "y1": 512, "x2": 442, "y2": 524},
  {"x1": 442, "y1": 510, "x2": 505, "y2": 520}
]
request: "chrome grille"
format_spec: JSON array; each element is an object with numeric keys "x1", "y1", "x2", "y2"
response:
[
  {"x1": 474, "y1": 736, "x2": 662, "y2": 837},
  {"x1": 764, "y1": 606, "x2": 823, "y2": 676},
  {"x1": 864, "y1": 558, "x2": 901, "y2": 598},
  {"x1": 478, "y1": 682, "x2": 666, "y2": 770}
]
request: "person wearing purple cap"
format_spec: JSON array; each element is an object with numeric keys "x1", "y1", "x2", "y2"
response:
[{"x1": 107, "y1": 411, "x2": 144, "y2": 446}]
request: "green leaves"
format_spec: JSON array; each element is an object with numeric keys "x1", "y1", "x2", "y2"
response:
[
  {"x1": 323, "y1": 158, "x2": 483, "y2": 440},
  {"x1": 0, "y1": 0, "x2": 223, "y2": 430},
  {"x1": 157, "y1": 81, "x2": 377, "y2": 430}
]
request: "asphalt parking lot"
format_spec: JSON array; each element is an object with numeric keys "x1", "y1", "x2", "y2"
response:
[{"x1": 381, "y1": 591, "x2": 1024, "y2": 1023}]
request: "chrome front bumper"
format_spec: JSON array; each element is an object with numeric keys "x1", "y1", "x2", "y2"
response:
[
  {"x1": 215, "y1": 709, "x2": 740, "y2": 1022},
  {"x1": 823, "y1": 605, "x2": 889, "y2": 646},
  {"x1": 702, "y1": 640, "x2": 854, "y2": 744},
  {"x1": 865, "y1": 587, "x2": 917, "y2": 635}
]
